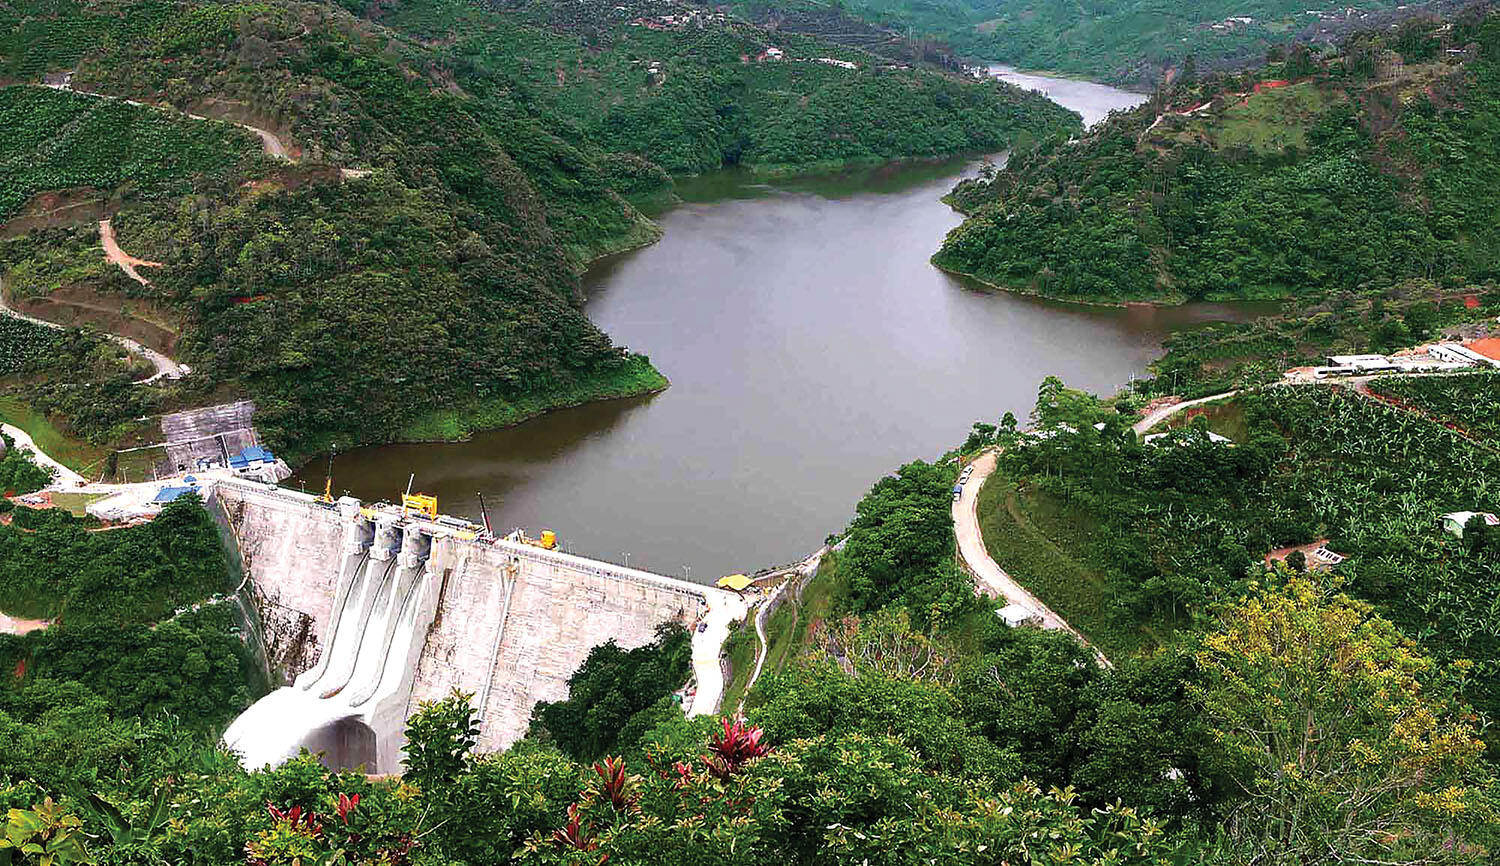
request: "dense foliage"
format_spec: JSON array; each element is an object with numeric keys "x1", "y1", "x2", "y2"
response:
[
  {"x1": 528, "y1": 623, "x2": 693, "y2": 762},
  {"x1": 0, "y1": 430, "x2": 50, "y2": 493},
  {"x1": 0, "y1": 316, "x2": 63, "y2": 377},
  {"x1": 840, "y1": 460, "x2": 979, "y2": 627},
  {"x1": 0, "y1": 0, "x2": 1075, "y2": 457},
  {"x1": 4, "y1": 573, "x2": 1494, "y2": 864},
  {"x1": 0, "y1": 85, "x2": 262, "y2": 221},
  {"x1": 776, "y1": 0, "x2": 1450, "y2": 85},
  {"x1": 0, "y1": 497, "x2": 229, "y2": 625},
  {"x1": 936, "y1": 11, "x2": 1500, "y2": 303},
  {"x1": 1368, "y1": 370, "x2": 1500, "y2": 439},
  {"x1": 976, "y1": 377, "x2": 1500, "y2": 753}
]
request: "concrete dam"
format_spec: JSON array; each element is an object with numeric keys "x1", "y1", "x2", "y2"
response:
[{"x1": 216, "y1": 480, "x2": 744, "y2": 772}]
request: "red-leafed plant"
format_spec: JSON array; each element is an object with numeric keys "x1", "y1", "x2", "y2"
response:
[
  {"x1": 335, "y1": 792, "x2": 361, "y2": 826},
  {"x1": 265, "y1": 802, "x2": 323, "y2": 837},
  {"x1": 590, "y1": 757, "x2": 637, "y2": 811},
  {"x1": 702, "y1": 718, "x2": 770, "y2": 782},
  {"x1": 551, "y1": 803, "x2": 606, "y2": 863}
]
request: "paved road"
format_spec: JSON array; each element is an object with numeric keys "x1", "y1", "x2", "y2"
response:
[
  {"x1": 953, "y1": 449, "x2": 1110, "y2": 666},
  {"x1": 1, "y1": 422, "x2": 86, "y2": 485},
  {"x1": 689, "y1": 589, "x2": 749, "y2": 718}
]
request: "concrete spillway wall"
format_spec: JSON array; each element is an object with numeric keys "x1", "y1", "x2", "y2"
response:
[
  {"x1": 218, "y1": 484, "x2": 345, "y2": 677},
  {"x1": 412, "y1": 537, "x2": 703, "y2": 752},
  {"x1": 217, "y1": 481, "x2": 710, "y2": 769}
]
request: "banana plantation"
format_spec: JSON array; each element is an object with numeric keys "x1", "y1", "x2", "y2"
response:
[{"x1": 990, "y1": 378, "x2": 1500, "y2": 735}]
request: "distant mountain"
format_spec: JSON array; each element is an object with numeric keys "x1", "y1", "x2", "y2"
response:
[{"x1": 749, "y1": 0, "x2": 1475, "y2": 86}]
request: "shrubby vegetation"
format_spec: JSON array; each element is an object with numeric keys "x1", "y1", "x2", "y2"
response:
[
  {"x1": 528, "y1": 623, "x2": 693, "y2": 762},
  {"x1": 975, "y1": 376, "x2": 1500, "y2": 753},
  {"x1": 1368, "y1": 370, "x2": 1500, "y2": 439},
  {"x1": 936, "y1": 11, "x2": 1500, "y2": 303},
  {"x1": 4, "y1": 572, "x2": 1494, "y2": 864},
  {"x1": 1147, "y1": 283, "x2": 1499, "y2": 398},
  {"x1": 0, "y1": 497, "x2": 229, "y2": 626},
  {"x1": 0, "y1": 85, "x2": 262, "y2": 221},
  {"x1": 0, "y1": 429, "x2": 50, "y2": 493}
]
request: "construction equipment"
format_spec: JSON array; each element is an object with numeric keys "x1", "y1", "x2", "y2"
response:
[
  {"x1": 319, "y1": 450, "x2": 335, "y2": 504},
  {"x1": 476, "y1": 491, "x2": 494, "y2": 538},
  {"x1": 402, "y1": 492, "x2": 438, "y2": 519},
  {"x1": 401, "y1": 473, "x2": 438, "y2": 518},
  {"x1": 510, "y1": 528, "x2": 559, "y2": 550}
]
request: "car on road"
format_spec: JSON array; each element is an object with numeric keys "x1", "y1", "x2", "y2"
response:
[
  {"x1": 697, "y1": 622, "x2": 708, "y2": 633},
  {"x1": 952, "y1": 484, "x2": 963, "y2": 501}
]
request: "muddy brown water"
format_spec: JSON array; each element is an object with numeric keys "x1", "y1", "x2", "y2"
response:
[{"x1": 293, "y1": 73, "x2": 1277, "y2": 580}]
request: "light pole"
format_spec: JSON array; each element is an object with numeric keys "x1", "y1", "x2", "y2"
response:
[
  {"x1": 624, "y1": 552, "x2": 631, "y2": 569},
  {"x1": 683, "y1": 565, "x2": 691, "y2": 582}
]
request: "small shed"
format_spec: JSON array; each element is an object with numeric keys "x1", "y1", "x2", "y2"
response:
[
  {"x1": 1440, "y1": 511, "x2": 1500, "y2": 538},
  {"x1": 997, "y1": 603, "x2": 1040, "y2": 628},
  {"x1": 152, "y1": 485, "x2": 198, "y2": 504}
]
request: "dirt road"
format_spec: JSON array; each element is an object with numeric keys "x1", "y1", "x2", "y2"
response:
[
  {"x1": 99, "y1": 218, "x2": 162, "y2": 286},
  {"x1": 1, "y1": 273, "x2": 185, "y2": 383}
]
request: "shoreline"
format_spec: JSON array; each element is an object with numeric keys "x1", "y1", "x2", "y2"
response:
[{"x1": 930, "y1": 257, "x2": 1191, "y2": 309}]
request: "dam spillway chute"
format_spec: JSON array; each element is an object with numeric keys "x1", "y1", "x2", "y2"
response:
[{"x1": 223, "y1": 502, "x2": 440, "y2": 773}]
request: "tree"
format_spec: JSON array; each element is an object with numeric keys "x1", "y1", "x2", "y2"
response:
[
  {"x1": 528, "y1": 624, "x2": 693, "y2": 762},
  {"x1": 1195, "y1": 575, "x2": 1497, "y2": 865}
]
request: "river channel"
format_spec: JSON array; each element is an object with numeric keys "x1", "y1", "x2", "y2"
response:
[{"x1": 302, "y1": 71, "x2": 1267, "y2": 580}]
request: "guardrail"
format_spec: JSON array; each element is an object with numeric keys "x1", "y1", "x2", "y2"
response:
[{"x1": 216, "y1": 477, "x2": 716, "y2": 606}]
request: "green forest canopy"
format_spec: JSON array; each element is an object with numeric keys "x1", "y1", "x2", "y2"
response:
[
  {"x1": 0, "y1": 0, "x2": 1075, "y2": 458},
  {"x1": 935, "y1": 10, "x2": 1500, "y2": 304}
]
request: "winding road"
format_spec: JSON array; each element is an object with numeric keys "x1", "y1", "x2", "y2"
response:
[
  {"x1": 1130, "y1": 390, "x2": 1239, "y2": 436},
  {"x1": 1, "y1": 422, "x2": 86, "y2": 486},
  {"x1": 1, "y1": 282, "x2": 185, "y2": 383},
  {"x1": 952, "y1": 449, "x2": 1110, "y2": 665}
]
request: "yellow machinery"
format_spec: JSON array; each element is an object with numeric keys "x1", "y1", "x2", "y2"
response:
[
  {"x1": 717, "y1": 573, "x2": 752, "y2": 591},
  {"x1": 514, "y1": 529, "x2": 558, "y2": 549},
  {"x1": 402, "y1": 492, "x2": 438, "y2": 519}
]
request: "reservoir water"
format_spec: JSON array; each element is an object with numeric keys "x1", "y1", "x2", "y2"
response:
[{"x1": 304, "y1": 72, "x2": 1261, "y2": 580}]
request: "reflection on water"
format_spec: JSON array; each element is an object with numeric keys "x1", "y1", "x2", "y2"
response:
[{"x1": 298, "y1": 75, "x2": 1261, "y2": 581}]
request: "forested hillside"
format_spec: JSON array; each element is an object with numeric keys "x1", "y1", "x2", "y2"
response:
[
  {"x1": 936, "y1": 10, "x2": 1500, "y2": 304},
  {"x1": 0, "y1": 0, "x2": 1074, "y2": 457},
  {"x1": 760, "y1": 0, "x2": 1462, "y2": 86}
]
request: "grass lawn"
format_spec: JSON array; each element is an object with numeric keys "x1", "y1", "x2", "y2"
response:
[
  {"x1": 974, "y1": 475, "x2": 1149, "y2": 657},
  {"x1": 759, "y1": 600, "x2": 801, "y2": 678},
  {"x1": 46, "y1": 491, "x2": 107, "y2": 516},
  {"x1": 0, "y1": 396, "x2": 109, "y2": 476},
  {"x1": 717, "y1": 621, "x2": 758, "y2": 712},
  {"x1": 1209, "y1": 81, "x2": 1325, "y2": 154}
]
